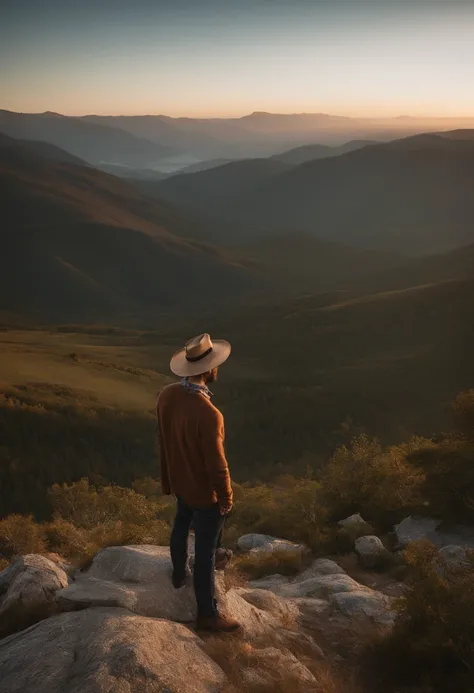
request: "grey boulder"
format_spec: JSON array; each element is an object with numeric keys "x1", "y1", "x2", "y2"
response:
[
  {"x1": 394, "y1": 517, "x2": 474, "y2": 549},
  {"x1": 331, "y1": 590, "x2": 395, "y2": 625},
  {"x1": 276, "y1": 573, "x2": 363, "y2": 599},
  {"x1": 337, "y1": 513, "x2": 368, "y2": 530},
  {"x1": 0, "y1": 607, "x2": 225, "y2": 693},
  {"x1": 0, "y1": 555, "x2": 69, "y2": 637},
  {"x1": 394, "y1": 516, "x2": 441, "y2": 547},
  {"x1": 58, "y1": 544, "x2": 202, "y2": 622},
  {"x1": 294, "y1": 558, "x2": 347, "y2": 581},
  {"x1": 237, "y1": 533, "x2": 305, "y2": 556},
  {"x1": 438, "y1": 545, "x2": 471, "y2": 569},
  {"x1": 355, "y1": 535, "x2": 391, "y2": 569},
  {"x1": 57, "y1": 545, "x2": 294, "y2": 638}
]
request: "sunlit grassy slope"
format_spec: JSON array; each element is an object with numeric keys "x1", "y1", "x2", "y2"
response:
[{"x1": 0, "y1": 329, "x2": 171, "y2": 412}]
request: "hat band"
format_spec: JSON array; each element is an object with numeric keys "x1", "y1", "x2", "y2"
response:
[{"x1": 185, "y1": 346, "x2": 213, "y2": 363}]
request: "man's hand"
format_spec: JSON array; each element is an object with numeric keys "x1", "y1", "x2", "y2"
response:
[{"x1": 219, "y1": 503, "x2": 232, "y2": 516}]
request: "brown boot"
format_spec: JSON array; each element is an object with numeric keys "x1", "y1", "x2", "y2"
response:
[
  {"x1": 215, "y1": 548, "x2": 233, "y2": 571},
  {"x1": 196, "y1": 613, "x2": 242, "y2": 633}
]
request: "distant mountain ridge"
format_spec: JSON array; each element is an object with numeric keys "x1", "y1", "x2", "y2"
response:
[
  {"x1": 0, "y1": 132, "x2": 86, "y2": 166},
  {"x1": 155, "y1": 131, "x2": 474, "y2": 254},
  {"x1": 4, "y1": 107, "x2": 474, "y2": 163},
  {"x1": 0, "y1": 110, "x2": 175, "y2": 167},
  {"x1": 272, "y1": 139, "x2": 378, "y2": 165},
  {"x1": 0, "y1": 136, "x2": 257, "y2": 320}
]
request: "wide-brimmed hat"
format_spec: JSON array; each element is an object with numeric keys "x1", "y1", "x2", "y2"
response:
[{"x1": 170, "y1": 333, "x2": 231, "y2": 377}]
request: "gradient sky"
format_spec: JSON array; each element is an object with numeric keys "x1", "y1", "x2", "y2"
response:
[{"x1": 1, "y1": 0, "x2": 474, "y2": 117}]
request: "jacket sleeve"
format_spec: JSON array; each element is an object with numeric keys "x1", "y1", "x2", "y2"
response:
[
  {"x1": 156, "y1": 418, "x2": 171, "y2": 495},
  {"x1": 200, "y1": 408, "x2": 233, "y2": 509}
]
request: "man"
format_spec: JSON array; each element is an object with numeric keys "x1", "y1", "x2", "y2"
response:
[{"x1": 156, "y1": 333, "x2": 241, "y2": 633}]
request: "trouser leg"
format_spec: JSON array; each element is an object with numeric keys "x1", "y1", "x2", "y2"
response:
[
  {"x1": 193, "y1": 505, "x2": 225, "y2": 618},
  {"x1": 170, "y1": 497, "x2": 193, "y2": 581}
]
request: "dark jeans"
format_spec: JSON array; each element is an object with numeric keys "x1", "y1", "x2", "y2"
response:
[{"x1": 170, "y1": 497, "x2": 225, "y2": 618}]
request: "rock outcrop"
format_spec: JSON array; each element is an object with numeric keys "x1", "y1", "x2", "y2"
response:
[
  {"x1": 294, "y1": 558, "x2": 347, "y2": 581},
  {"x1": 58, "y1": 544, "x2": 199, "y2": 622},
  {"x1": 394, "y1": 516, "x2": 474, "y2": 549},
  {"x1": 355, "y1": 535, "x2": 391, "y2": 569},
  {"x1": 331, "y1": 589, "x2": 395, "y2": 625},
  {"x1": 337, "y1": 513, "x2": 368, "y2": 531},
  {"x1": 0, "y1": 539, "x2": 401, "y2": 691},
  {"x1": 394, "y1": 516, "x2": 441, "y2": 547},
  {"x1": 249, "y1": 556, "x2": 395, "y2": 625},
  {"x1": 438, "y1": 545, "x2": 470, "y2": 568},
  {"x1": 0, "y1": 555, "x2": 69, "y2": 637},
  {"x1": 57, "y1": 544, "x2": 295, "y2": 638},
  {"x1": 237, "y1": 533, "x2": 306, "y2": 556},
  {"x1": 0, "y1": 607, "x2": 226, "y2": 693}
]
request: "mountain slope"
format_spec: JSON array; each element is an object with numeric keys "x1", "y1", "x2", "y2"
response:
[
  {"x1": 0, "y1": 133, "x2": 86, "y2": 166},
  {"x1": 0, "y1": 138, "x2": 256, "y2": 320},
  {"x1": 155, "y1": 158, "x2": 291, "y2": 220},
  {"x1": 273, "y1": 139, "x2": 377, "y2": 165},
  {"x1": 175, "y1": 158, "x2": 239, "y2": 175},
  {"x1": 0, "y1": 110, "x2": 174, "y2": 167},
  {"x1": 156, "y1": 132, "x2": 474, "y2": 253}
]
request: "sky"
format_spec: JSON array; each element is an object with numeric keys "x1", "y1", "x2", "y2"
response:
[{"x1": 1, "y1": 0, "x2": 474, "y2": 118}]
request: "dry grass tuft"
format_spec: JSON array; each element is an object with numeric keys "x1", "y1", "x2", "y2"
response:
[
  {"x1": 220, "y1": 562, "x2": 248, "y2": 591},
  {"x1": 204, "y1": 630, "x2": 360, "y2": 693}
]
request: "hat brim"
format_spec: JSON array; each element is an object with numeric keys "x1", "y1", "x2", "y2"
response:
[{"x1": 170, "y1": 340, "x2": 231, "y2": 377}]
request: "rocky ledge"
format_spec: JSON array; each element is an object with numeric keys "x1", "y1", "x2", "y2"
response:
[{"x1": 0, "y1": 537, "x2": 403, "y2": 693}]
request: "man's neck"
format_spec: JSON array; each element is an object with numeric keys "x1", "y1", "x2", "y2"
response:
[{"x1": 188, "y1": 375, "x2": 206, "y2": 387}]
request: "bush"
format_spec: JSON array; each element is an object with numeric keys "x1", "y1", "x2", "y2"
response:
[
  {"x1": 409, "y1": 440, "x2": 474, "y2": 523},
  {"x1": 334, "y1": 519, "x2": 374, "y2": 553},
  {"x1": 319, "y1": 435, "x2": 427, "y2": 525},
  {"x1": 367, "y1": 541, "x2": 474, "y2": 692},
  {"x1": 0, "y1": 514, "x2": 46, "y2": 560},
  {"x1": 43, "y1": 519, "x2": 94, "y2": 562},
  {"x1": 49, "y1": 478, "x2": 160, "y2": 529},
  {"x1": 45, "y1": 480, "x2": 172, "y2": 564},
  {"x1": 0, "y1": 481, "x2": 173, "y2": 569},
  {"x1": 225, "y1": 478, "x2": 329, "y2": 552},
  {"x1": 204, "y1": 629, "x2": 354, "y2": 693}
]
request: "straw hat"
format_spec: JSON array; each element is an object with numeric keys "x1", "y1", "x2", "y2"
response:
[{"x1": 170, "y1": 333, "x2": 231, "y2": 377}]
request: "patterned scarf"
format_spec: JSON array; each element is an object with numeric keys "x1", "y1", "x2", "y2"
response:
[{"x1": 180, "y1": 377, "x2": 213, "y2": 399}]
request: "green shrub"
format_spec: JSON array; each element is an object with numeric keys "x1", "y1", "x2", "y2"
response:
[
  {"x1": 368, "y1": 541, "x2": 474, "y2": 692},
  {"x1": 225, "y1": 478, "x2": 329, "y2": 552},
  {"x1": 409, "y1": 438, "x2": 474, "y2": 523},
  {"x1": 0, "y1": 514, "x2": 47, "y2": 560},
  {"x1": 319, "y1": 434, "x2": 428, "y2": 525},
  {"x1": 49, "y1": 478, "x2": 160, "y2": 529},
  {"x1": 43, "y1": 518, "x2": 94, "y2": 561},
  {"x1": 88, "y1": 518, "x2": 170, "y2": 549}
]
